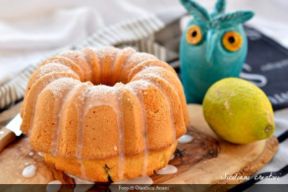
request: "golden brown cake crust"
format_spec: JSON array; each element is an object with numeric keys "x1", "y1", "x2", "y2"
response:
[
  {"x1": 21, "y1": 47, "x2": 188, "y2": 182},
  {"x1": 44, "y1": 142, "x2": 177, "y2": 182}
]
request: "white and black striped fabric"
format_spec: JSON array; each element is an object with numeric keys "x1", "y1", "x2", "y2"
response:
[{"x1": 0, "y1": 65, "x2": 35, "y2": 112}]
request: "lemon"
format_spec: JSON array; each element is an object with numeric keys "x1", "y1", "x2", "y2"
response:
[{"x1": 203, "y1": 78, "x2": 275, "y2": 144}]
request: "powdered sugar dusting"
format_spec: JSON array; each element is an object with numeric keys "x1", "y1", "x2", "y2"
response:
[
  {"x1": 46, "y1": 78, "x2": 80, "y2": 97},
  {"x1": 84, "y1": 85, "x2": 121, "y2": 112},
  {"x1": 131, "y1": 53, "x2": 156, "y2": 64},
  {"x1": 38, "y1": 63, "x2": 73, "y2": 76},
  {"x1": 123, "y1": 52, "x2": 156, "y2": 74},
  {"x1": 127, "y1": 79, "x2": 152, "y2": 91},
  {"x1": 132, "y1": 66, "x2": 177, "y2": 83}
]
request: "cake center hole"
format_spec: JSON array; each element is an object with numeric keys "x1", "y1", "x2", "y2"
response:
[{"x1": 90, "y1": 72, "x2": 127, "y2": 87}]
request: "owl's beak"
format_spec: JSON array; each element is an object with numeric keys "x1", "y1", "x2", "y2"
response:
[{"x1": 205, "y1": 30, "x2": 217, "y2": 65}]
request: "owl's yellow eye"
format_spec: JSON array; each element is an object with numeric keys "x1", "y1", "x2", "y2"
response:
[
  {"x1": 186, "y1": 25, "x2": 202, "y2": 45},
  {"x1": 222, "y1": 31, "x2": 243, "y2": 52}
]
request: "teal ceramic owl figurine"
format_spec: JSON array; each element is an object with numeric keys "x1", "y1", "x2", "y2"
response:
[{"x1": 180, "y1": 0, "x2": 254, "y2": 103}]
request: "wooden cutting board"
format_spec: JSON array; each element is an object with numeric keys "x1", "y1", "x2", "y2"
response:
[{"x1": 0, "y1": 105, "x2": 278, "y2": 185}]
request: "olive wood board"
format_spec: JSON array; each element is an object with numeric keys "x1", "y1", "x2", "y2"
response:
[{"x1": 0, "y1": 104, "x2": 278, "y2": 186}]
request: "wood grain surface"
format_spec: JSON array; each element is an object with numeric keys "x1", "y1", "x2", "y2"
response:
[{"x1": 0, "y1": 105, "x2": 279, "y2": 185}]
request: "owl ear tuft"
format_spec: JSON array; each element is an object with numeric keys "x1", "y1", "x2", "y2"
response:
[
  {"x1": 211, "y1": 11, "x2": 254, "y2": 29},
  {"x1": 180, "y1": 0, "x2": 211, "y2": 22},
  {"x1": 212, "y1": 0, "x2": 226, "y2": 16}
]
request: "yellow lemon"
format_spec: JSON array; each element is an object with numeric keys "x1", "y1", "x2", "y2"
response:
[{"x1": 203, "y1": 78, "x2": 275, "y2": 144}]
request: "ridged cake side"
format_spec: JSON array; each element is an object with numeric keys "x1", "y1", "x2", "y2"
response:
[{"x1": 21, "y1": 47, "x2": 189, "y2": 181}]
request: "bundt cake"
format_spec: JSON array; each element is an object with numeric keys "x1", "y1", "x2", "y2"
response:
[{"x1": 20, "y1": 47, "x2": 189, "y2": 182}]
